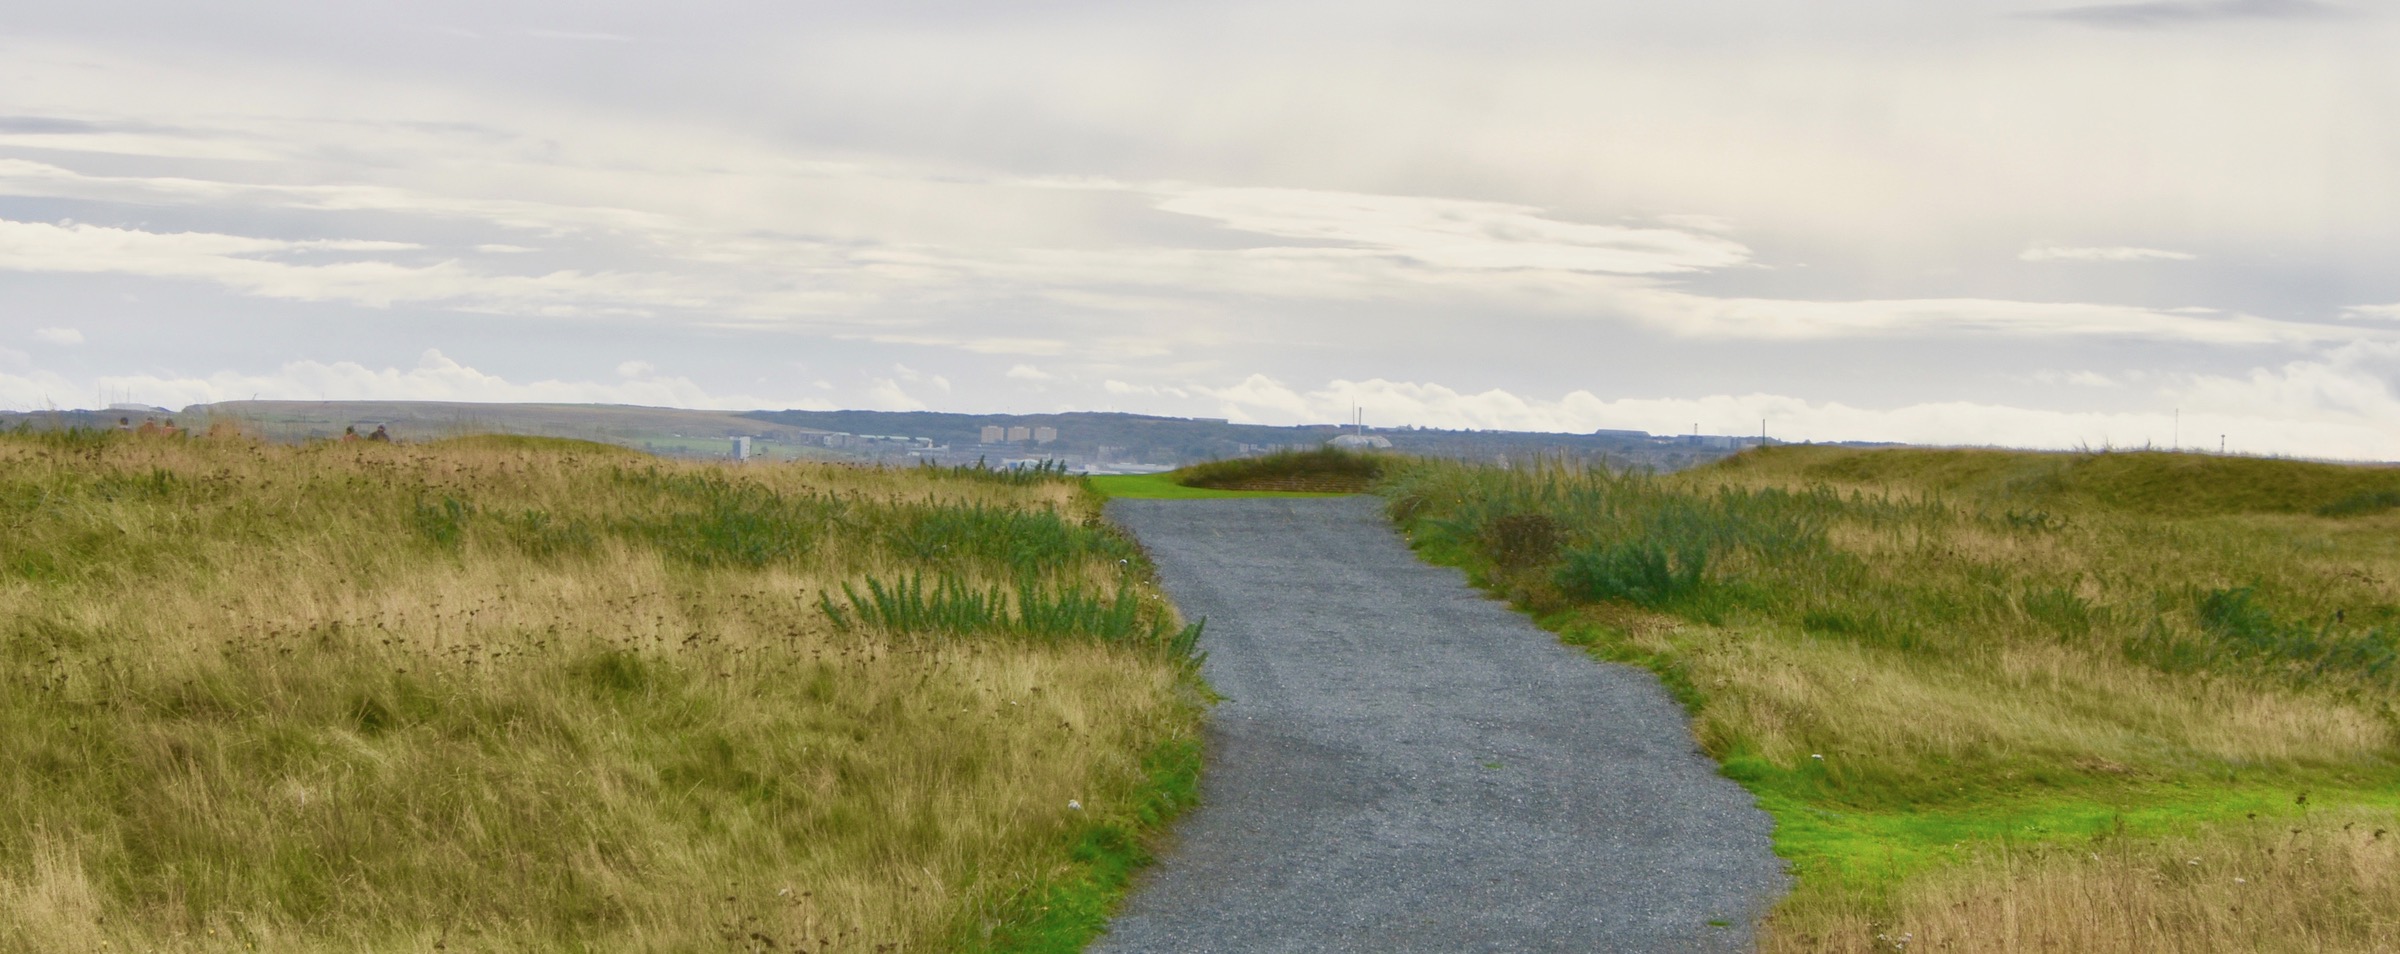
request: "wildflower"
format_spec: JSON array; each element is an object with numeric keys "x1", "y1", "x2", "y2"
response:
[{"x1": 1067, "y1": 799, "x2": 1083, "y2": 811}]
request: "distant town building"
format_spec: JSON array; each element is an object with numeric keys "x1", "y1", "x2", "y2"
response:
[
  {"x1": 980, "y1": 425, "x2": 1006, "y2": 443},
  {"x1": 731, "y1": 436, "x2": 751, "y2": 461},
  {"x1": 1327, "y1": 434, "x2": 1393, "y2": 449},
  {"x1": 1033, "y1": 426, "x2": 1057, "y2": 444},
  {"x1": 1006, "y1": 425, "x2": 1032, "y2": 442}
]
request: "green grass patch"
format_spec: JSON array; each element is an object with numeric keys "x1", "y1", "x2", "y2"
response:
[
  {"x1": 1087, "y1": 472, "x2": 1351, "y2": 500},
  {"x1": 957, "y1": 737, "x2": 1203, "y2": 953}
]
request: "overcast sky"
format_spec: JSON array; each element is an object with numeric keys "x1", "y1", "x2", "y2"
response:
[{"x1": 3, "y1": 1, "x2": 2398, "y2": 456}]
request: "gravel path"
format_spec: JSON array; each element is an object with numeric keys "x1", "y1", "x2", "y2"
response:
[{"x1": 1096, "y1": 496, "x2": 1787, "y2": 954}]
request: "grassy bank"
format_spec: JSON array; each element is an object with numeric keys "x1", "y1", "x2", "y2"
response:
[
  {"x1": 1384, "y1": 446, "x2": 2400, "y2": 952},
  {"x1": 1169, "y1": 447, "x2": 1383, "y2": 494},
  {"x1": 0, "y1": 431, "x2": 1203, "y2": 953}
]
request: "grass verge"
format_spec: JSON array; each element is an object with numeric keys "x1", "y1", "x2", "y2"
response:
[{"x1": 1386, "y1": 446, "x2": 2400, "y2": 953}]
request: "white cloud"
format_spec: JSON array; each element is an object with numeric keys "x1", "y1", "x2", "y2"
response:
[
  {"x1": 0, "y1": 165, "x2": 2359, "y2": 350},
  {"x1": 863, "y1": 377, "x2": 928, "y2": 411},
  {"x1": 32, "y1": 327, "x2": 83, "y2": 345},
  {"x1": 295, "y1": 239, "x2": 424, "y2": 252},
  {"x1": 1639, "y1": 292, "x2": 2352, "y2": 343},
  {"x1": 1103, "y1": 379, "x2": 1191, "y2": 399},
  {"x1": 836, "y1": 333, "x2": 1075, "y2": 356},
  {"x1": 2019, "y1": 245, "x2": 2198, "y2": 263},
  {"x1": 0, "y1": 218, "x2": 723, "y2": 316},
  {"x1": 1190, "y1": 372, "x2": 2400, "y2": 460},
  {"x1": 1657, "y1": 214, "x2": 1736, "y2": 233},
  {"x1": 1157, "y1": 187, "x2": 1753, "y2": 274},
  {"x1": 615, "y1": 360, "x2": 654, "y2": 377},
  {"x1": 0, "y1": 349, "x2": 822, "y2": 412},
  {"x1": 525, "y1": 30, "x2": 636, "y2": 43},
  {"x1": 1005, "y1": 363, "x2": 1053, "y2": 381},
  {"x1": 2030, "y1": 370, "x2": 2123, "y2": 388},
  {"x1": 5, "y1": 16, "x2": 2400, "y2": 462}
]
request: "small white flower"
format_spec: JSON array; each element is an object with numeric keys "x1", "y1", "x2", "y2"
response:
[
  {"x1": 1811, "y1": 754, "x2": 1824, "y2": 761},
  {"x1": 1067, "y1": 799, "x2": 1083, "y2": 811}
]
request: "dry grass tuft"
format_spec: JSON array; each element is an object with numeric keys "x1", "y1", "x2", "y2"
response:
[{"x1": 1770, "y1": 812, "x2": 2400, "y2": 953}]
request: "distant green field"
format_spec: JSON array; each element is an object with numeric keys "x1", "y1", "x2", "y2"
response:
[{"x1": 1087, "y1": 472, "x2": 1353, "y2": 500}]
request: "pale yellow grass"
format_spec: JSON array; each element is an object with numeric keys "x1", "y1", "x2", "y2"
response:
[
  {"x1": 1594, "y1": 609, "x2": 2388, "y2": 785},
  {"x1": 1770, "y1": 811, "x2": 2400, "y2": 953},
  {"x1": 0, "y1": 434, "x2": 1193, "y2": 952}
]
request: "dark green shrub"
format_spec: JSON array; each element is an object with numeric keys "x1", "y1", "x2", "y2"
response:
[
  {"x1": 1481, "y1": 512, "x2": 1563, "y2": 569},
  {"x1": 2023, "y1": 585, "x2": 2098, "y2": 639},
  {"x1": 1556, "y1": 541, "x2": 1707, "y2": 608},
  {"x1": 410, "y1": 495, "x2": 472, "y2": 550},
  {"x1": 1177, "y1": 447, "x2": 1384, "y2": 492},
  {"x1": 2316, "y1": 489, "x2": 2400, "y2": 518}
]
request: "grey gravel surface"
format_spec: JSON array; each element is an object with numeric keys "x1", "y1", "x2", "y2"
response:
[{"x1": 1095, "y1": 496, "x2": 1787, "y2": 954}]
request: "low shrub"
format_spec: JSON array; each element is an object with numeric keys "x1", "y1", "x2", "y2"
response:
[{"x1": 1175, "y1": 447, "x2": 1385, "y2": 492}]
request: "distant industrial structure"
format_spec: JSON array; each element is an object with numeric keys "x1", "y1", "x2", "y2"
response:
[{"x1": 978, "y1": 423, "x2": 1058, "y2": 445}]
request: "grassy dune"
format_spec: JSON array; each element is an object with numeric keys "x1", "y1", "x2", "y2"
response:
[
  {"x1": 0, "y1": 431, "x2": 1201, "y2": 953},
  {"x1": 1169, "y1": 448, "x2": 1384, "y2": 494},
  {"x1": 1384, "y1": 446, "x2": 2400, "y2": 953}
]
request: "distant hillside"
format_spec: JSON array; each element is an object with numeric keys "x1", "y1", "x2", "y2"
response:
[
  {"x1": 5, "y1": 400, "x2": 1769, "y2": 471},
  {"x1": 1715, "y1": 444, "x2": 2400, "y2": 517},
  {"x1": 742, "y1": 408, "x2": 1748, "y2": 470},
  {"x1": 0, "y1": 401, "x2": 842, "y2": 461}
]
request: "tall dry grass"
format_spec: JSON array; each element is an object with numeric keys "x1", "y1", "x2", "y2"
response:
[
  {"x1": 1382, "y1": 447, "x2": 2400, "y2": 953},
  {"x1": 1770, "y1": 811, "x2": 2400, "y2": 953},
  {"x1": 0, "y1": 431, "x2": 1198, "y2": 952}
]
